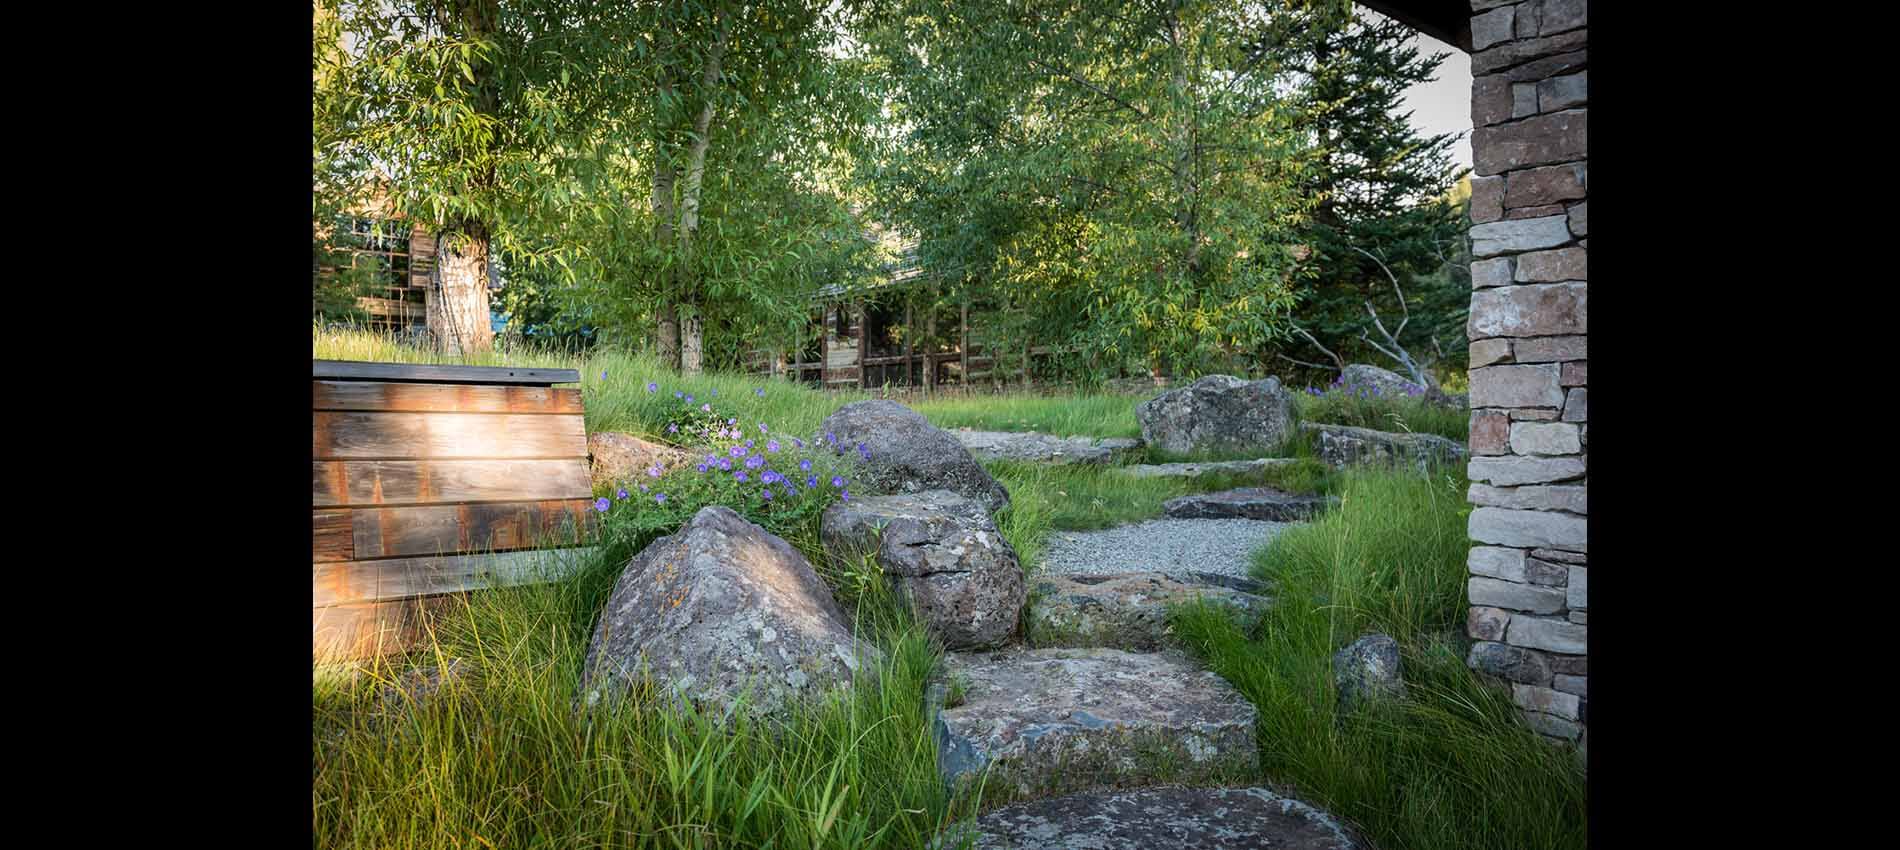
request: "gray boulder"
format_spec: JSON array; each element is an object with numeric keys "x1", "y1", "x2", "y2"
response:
[
  {"x1": 820, "y1": 490, "x2": 1025, "y2": 650},
  {"x1": 1027, "y1": 571, "x2": 1270, "y2": 651},
  {"x1": 1338, "y1": 363, "x2": 1423, "y2": 398},
  {"x1": 953, "y1": 430, "x2": 1116, "y2": 466},
  {"x1": 579, "y1": 506, "x2": 877, "y2": 718},
  {"x1": 962, "y1": 785, "x2": 1364, "y2": 850},
  {"x1": 1303, "y1": 423, "x2": 1467, "y2": 473},
  {"x1": 1333, "y1": 633, "x2": 1406, "y2": 713},
  {"x1": 1163, "y1": 487, "x2": 1336, "y2": 522},
  {"x1": 931, "y1": 647, "x2": 1258, "y2": 801},
  {"x1": 818, "y1": 400, "x2": 1010, "y2": 512},
  {"x1": 1135, "y1": 375, "x2": 1296, "y2": 456}
]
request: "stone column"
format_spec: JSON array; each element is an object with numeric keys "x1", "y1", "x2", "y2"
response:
[{"x1": 1463, "y1": 0, "x2": 1587, "y2": 747}]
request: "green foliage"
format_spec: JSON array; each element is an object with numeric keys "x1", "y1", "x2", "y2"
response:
[
  {"x1": 1169, "y1": 470, "x2": 1586, "y2": 850},
  {"x1": 1292, "y1": 381, "x2": 1470, "y2": 443},
  {"x1": 858, "y1": 0, "x2": 1326, "y2": 378}
]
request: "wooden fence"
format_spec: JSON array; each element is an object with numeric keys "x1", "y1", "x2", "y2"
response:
[{"x1": 312, "y1": 360, "x2": 597, "y2": 662}]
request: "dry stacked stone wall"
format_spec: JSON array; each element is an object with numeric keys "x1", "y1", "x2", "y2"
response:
[{"x1": 1462, "y1": 0, "x2": 1587, "y2": 746}]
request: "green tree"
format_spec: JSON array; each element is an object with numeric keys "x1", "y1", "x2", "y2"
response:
[{"x1": 859, "y1": 0, "x2": 1327, "y2": 379}]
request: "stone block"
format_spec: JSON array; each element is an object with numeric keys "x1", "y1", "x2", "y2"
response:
[
  {"x1": 1471, "y1": 256, "x2": 1514, "y2": 288},
  {"x1": 1524, "y1": 557, "x2": 1569, "y2": 587},
  {"x1": 1511, "y1": 83, "x2": 1538, "y2": 118},
  {"x1": 1473, "y1": 109, "x2": 1586, "y2": 175},
  {"x1": 1472, "y1": 30, "x2": 1589, "y2": 75},
  {"x1": 1509, "y1": 421, "x2": 1581, "y2": 455},
  {"x1": 1469, "y1": 283, "x2": 1586, "y2": 339},
  {"x1": 1523, "y1": 711, "x2": 1582, "y2": 741},
  {"x1": 1469, "y1": 483, "x2": 1587, "y2": 513},
  {"x1": 1468, "y1": 456, "x2": 1586, "y2": 486},
  {"x1": 1469, "y1": 175, "x2": 1504, "y2": 224},
  {"x1": 1470, "y1": 215, "x2": 1572, "y2": 257},
  {"x1": 1471, "y1": 338, "x2": 1512, "y2": 368},
  {"x1": 1507, "y1": 616, "x2": 1588, "y2": 654},
  {"x1": 1561, "y1": 361, "x2": 1587, "y2": 386},
  {"x1": 1506, "y1": 163, "x2": 1587, "y2": 208},
  {"x1": 1508, "y1": 408, "x2": 1561, "y2": 421},
  {"x1": 1472, "y1": 75, "x2": 1514, "y2": 128},
  {"x1": 1468, "y1": 545, "x2": 1527, "y2": 582},
  {"x1": 1567, "y1": 566, "x2": 1586, "y2": 610},
  {"x1": 1548, "y1": 654, "x2": 1586, "y2": 675},
  {"x1": 1470, "y1": 507, "x2": 1588, "y2": 549},
  {"x1": 1553, "y1": 674, "x2": 1586, "y2": 697},
  {"x1": 1506, "y1": 203, "x2": 1567, "y2": 219},
  {"x1": 1471, "y1": 6, "x2": 1515, "y2": 50},
  {"x1": 1514, "y1": 0, "x2": 1542, "y2": 38},
  {"x1": 1562, "y1": 387, "x2": 1588, "y2": 422},
  {"x1": 1514, "y1": 246, "x2": 1586, "y2": 282},
  {"x1": 1468, "y1": 606, "x2": 1510, "y2": 641},
  {"x1": 1540, "y1": 70, "x2": 1587, "y2": 111},
  {"x1": 1469, "y1": 364, "x2": 1562, "y2": 407},
  {"x1": 1471, "y1": 0, "x2": 1518, "y2": 9},
  {"x1": 1539, "y1": 0, "x2": 1586, "y2": 34},
  {"x1": 1530, "y1": 549, "x2": 1586, "y2": 565},
  {"x1": 1470, "y1": 410, "x2": 1511, "y2": 454},
  {"x1": 1568, "y1": 200, "x2": 1588, "y2": 236},
  {"x1": 1513, "y1": 335, "x2": 1586, "y2": 363},
  {"x1": 1470, "y1": 577, "x2": 1565, "y2": 614},
  {"x1": 1568, "y1": 611, "x2": 1586, "y2": 624},
  {"x1": 1467, "y1": 640, "x2": 1552, "y2": 685},
  {"x1": 1513, "y1": 683, "x2": 1581, "y2": 720}
]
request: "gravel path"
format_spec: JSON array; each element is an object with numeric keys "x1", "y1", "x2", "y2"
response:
[{"x1": 1038, "y1": 518, "x2": 1297, "y2": 580}]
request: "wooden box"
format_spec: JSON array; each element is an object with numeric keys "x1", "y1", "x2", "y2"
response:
[{"x1": 312, "y1": 360, "x2": 596, "y2": 661}]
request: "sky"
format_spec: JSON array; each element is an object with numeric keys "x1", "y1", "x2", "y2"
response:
[{"x1": 1397, "y1": 29, "x2": 1474, "y2": 172}]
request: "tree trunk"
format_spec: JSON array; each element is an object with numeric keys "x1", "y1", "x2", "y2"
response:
[
  {"x1": 680, "y1": 305, "x2": 704, "y2": 374},
  {"x1": 672, "y1": 11, "x2": 728, "y2": 378},
  {"x1": 430, "y1": 227, "x2": 494, "y2": 355},
  {"x1": 656, "y1": 303, "x2": 679, "y2": 366}
]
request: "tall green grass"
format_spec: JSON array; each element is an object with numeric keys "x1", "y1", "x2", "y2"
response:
[
  {"x1": 1170, "y1": 469, "x2": 1586, "y2": 850},
  {"x1": 985, "y1": 460, "x2": 1337, "y2": 533},
  {"x1": 906, "y1": 393, "x2": 1144, "y2": 439}
]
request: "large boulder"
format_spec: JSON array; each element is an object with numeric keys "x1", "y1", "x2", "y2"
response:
[
  {"x1": 588, "y1": 431, "x2": 691, "y2": 488},
  {"x1": 818, "y1": 400, "x2": 1010, "y2": 512},
  {"x1": 821, "y1": 490, "x2": 1026, "y2": 650},
  {"x1": 961, "y1": 786, "x2": 1364, "y2": 850},
  {"x1": 1338, "y1": 363, "x2": 1423, "y2": 398},
  {"x1": 1333, "y1": 633, "x2": 1406, "y2": 713},
  {"x1": 579, "y1": 506, "x2": 878, "y2": 717},
  {"x1": 1302, "y1": 423, "x2": 1466, "y2": 473},
  {"x1": 930, "y1": 647, "x2": 1258, "y2": 801},
  {"x1": 1135, "y1": 375, "x2": 1296, "y2": 456},
  {"x1": 1026, "y1": 571, "x2": 1270, "y2": 651}
]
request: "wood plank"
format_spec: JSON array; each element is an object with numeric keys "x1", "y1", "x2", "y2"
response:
[
  {"x1": 352, "y1": 499, "x2": 596, "y2": 559},
  {"x1": 313, "y1": 411, "x2": 586, "y2": 459},
  {"x1": 312, "y1": 459, "x2": 592, "y2": 507},
  {"x1": 312, "y1": 360, "x2": 581, "y2": 386},
  {"x1": 314, "y1": 509, "x2": 354, "y2": 563},
  {"x1": 313, "y1": 381, "x2": 584, "y2": 414},
  {"x1": 313, "y1": 594, "x2": 465, "y2": 662},
  {"x1": 313, "y1": 547, "x2": 597, "y2": 607}
]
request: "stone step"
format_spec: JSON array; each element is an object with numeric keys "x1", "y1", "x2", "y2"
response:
[
  {"x1": 954, "y1": 785, "x2": 1363, "y2": 850},
  {"x1": 1301, "y1": 422, "x2": 1466, "y2": 473},
  {"x1": 952, "y1": 430, "x2": 1142, "y2": 465},
  {"x1": 1121, "y1": 457, "x2": 1300, "y2": 478},
  {"x1": 929, "y1": 647, "x2": 1257, "y2": 803},
  {"x1": 1027, "y1": 571, "x2": 1270, "y2": 651},
  {"x1": 1162, "y1": 486, "x2": 1336, "y2": 521}
]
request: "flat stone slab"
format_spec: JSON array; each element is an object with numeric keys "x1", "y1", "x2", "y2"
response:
[
  {"x1": 961, "y1": 785, "x2": 1363, "y2": 850},
  {"x1": 1122, "y1": 458, "x2": 1299, "y2": 478},
  {"x1": 953, "y1": 431, "x2": 1141, "y2": 465},
  {"x1": 1302, "y1": 423, "x2": 1466, "y2": 473},
  {"x1": 1040, "y1": 518, "x2": 1295, "y2": 581},
  {"x1": 1163, "y1": 487, "x2": 1336, "y2": 521},
  {"x1": 1027, "y1": 572, "x2": 1270, "y2": 651},
  {"x1": 932, "y1": 647, "x2": 1257, "y2": 801}
]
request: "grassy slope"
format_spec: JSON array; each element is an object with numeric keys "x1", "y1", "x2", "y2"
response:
[{"x1": 1171, "y1": 468, "x2": 1587, "y2": 850}]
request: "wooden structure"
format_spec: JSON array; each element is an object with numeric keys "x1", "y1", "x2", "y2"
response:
[
  {"x1": 316, "y1": 210, "x2": 493, "y2": 334},
  {"x1": 312, "y1": 360, "x2": 596, "y2": 661}
]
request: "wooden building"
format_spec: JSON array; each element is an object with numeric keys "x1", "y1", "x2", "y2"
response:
[{"x1": 312, "y1": 360, "x2": 596, "y2": 661}]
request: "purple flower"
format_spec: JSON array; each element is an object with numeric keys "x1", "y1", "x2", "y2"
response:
[
  {"x1": 763, "y1": 470, "x2": 782, "y2": 484},
  {"x1": 734, "y1": 470, "x2": 749, "y2": 483},
  {"x1": 647, "y1": 382, "x2": 658, "y2": 393},
  {"x1": 674, "y1": 391, "x2": 683, "y2": 399},
  {"x1": 600, "y1": 370, "x2": 607, "y2": 380},
  {"x1": 799, "y1": 459, "x2": 812, "y2": 472},
  {"x1": 755, "y1": 387, "x2": 766, "y2": 397},
  {"x1": 696, "y1": 463, "x2": 708, "y2": 473},
  {"x1": 745, "y1": 439, "x2": 755, "y2": 449},
  {"x1": 767, "y1": 440, "x2": 780, "y2": 453},
  {"x1": 685, "y1": 394, "x2": 694, "y2": 403},
  {"x1": 840, "y1": 489, "x2": 850, "y2": 502},
  {"x1": 617, "y1": 488, "x2": 629, "y2": 500},
  {"x1": 832, "y1": 476, "x2": 844, "y2": 489},
  {"x1": 594, "y1": 497, "x2": 610, "y2": 512},
  {"x1": 806, "y1": 475, "x2": 818, "y2": 488},
  {"x1": 759, "y1": 423, "x2": 769, "y2": 434},
  {"x1": 702, "y1": 404, "x2": 712, "y2": 413},
  {"x1": 667, "y1": 423, "x2": 679, "y2": 433},
  {"x1": 710, "y1": 389, "x2": 718, "y2": 397},
  {"x1": 792, "y1": 437, "x2": 804, "y2": 449},
  {"x1": 728, "y1": 418, "x2": 737, "y2": 426},
  {"x1": 639, "y1": 483, "x2": 648, "y2": 493},
  {"x1": 858, "y1": 444, "x2": 871, "y2": 461},
  {"x1": 761, "y1": 488, "x2": 773, "y2": 500},
  {"x1": 717, "y1": 458, "x2": 732, "y2": 471},
  {"x1": 730, "y1": 445, "x2": 747, "y2": 458},
  {"x1": 745, "y1": 454, "x2": 765, "y2": 470},
  {"x1": 825, "y1": 432, "x2": 836, "y2": 444},
  {"x1": 655, "y1": 493, "x2": 667, "y2": 504},
  {"x1": 647, "y1": 464, "x2": 663, "y2": 478}
]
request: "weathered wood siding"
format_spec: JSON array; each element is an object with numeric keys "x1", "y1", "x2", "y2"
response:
[{"x1": 312, "y1": 363, "x2": 595, "y2": 662}]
